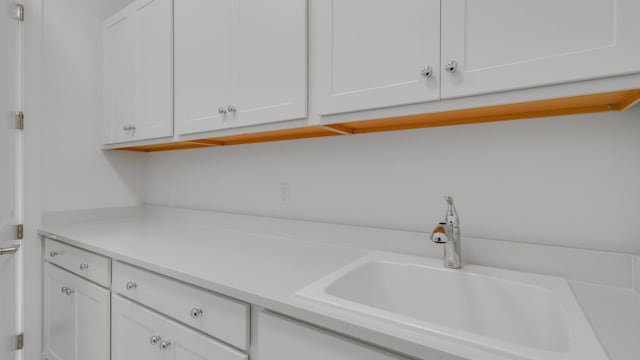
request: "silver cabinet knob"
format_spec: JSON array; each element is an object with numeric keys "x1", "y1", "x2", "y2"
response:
[
  {"x1": 218, "y1": 107, "x2": 227, "y2": 114},
  {"x1": 79, "y1": 263, "x2": 89, "y2": 271},
  {"x1": 445, "y1": 60, "x2": 458, "y2": 73},
  {"x1": 227, "y1": 105, "x2": 236, "y2": 113},
  {"x1": 61, "y1": 286, "x2": 68, "y2": 294},
  {"x1": 190, "y1": 307, "x2": 203, "y2": 319},
  {"x1": 159, "y1": 340, "x2": 171, "y2": 351},
  {"x1": 421, "y1": 66, "x2": 433, "y2": 78},
  {"x1": 49, "y1": 251, "x2": 58, "y2": 258},
  {"x1": 149, "y1": 336, "x2": 162, "y2": 345},
  {"x1": 130, "y1": 125, "x2": 136, "y2": 131},
  {"x1": 125, "y1": 282, "x2": 137, "y2": 290},
  {"x1": 63, "y1": 287, "x2": 74, "y2": 296},
  {"x1": 123, "y1": 125, "x2": 129, "y2": 131}
]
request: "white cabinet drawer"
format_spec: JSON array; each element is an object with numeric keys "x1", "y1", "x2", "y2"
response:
[
  {"x1": 45, "y1": 238, "x2": 111, "y2": 287},
  {"x1": 112, "y1": 261, "x2": 250, "y2": 350}
]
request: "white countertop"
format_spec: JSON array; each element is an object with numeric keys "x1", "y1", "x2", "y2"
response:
[{"x1": 39, "y1": 214, "x2": 640, "y2": 360}]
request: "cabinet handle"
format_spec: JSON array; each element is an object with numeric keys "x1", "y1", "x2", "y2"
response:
[
  {"x1": 227, "y1": 105, "x2": 236, "y2": 113},
  {"x1": 61, "y1": 286, "x2": 68, "y2": 294},
  {"x1": 218, "y1": 107, "x2": 227, "y2": 114},
  {"x1": 126, "y1": 282, "x2": 137, "y2": 290},
  {"x1": 130, "y1": 125, "x2": 136, "y2": 131},
  {"x1": 421, "y1": 66, "x2": 433, "y2": 78},
  {"x1": 79, "y1": 263, "x2": 89, "y2": 271},
  {"x1": 63, "y1": 287, "x2": 74, "y2": 296},
  {"x1": 159, "y1": 340, "x2": 171, "y2": 351},
  {"x1": 49, "y1": 251, "x2": 58, "y2": 258},
  {"x1": 190, "y1": 307, "x2": 203, "y2": 319},
  {"x1": 149, "y1": 336, "x2": 162, "y2": 345},
  {"x1": 445, "y1": 60, "x2": 458, "y2": 73}
]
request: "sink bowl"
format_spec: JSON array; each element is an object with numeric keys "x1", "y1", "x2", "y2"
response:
[{"x1": 296, "y1": 252, "x2": 607, "y2": 360}]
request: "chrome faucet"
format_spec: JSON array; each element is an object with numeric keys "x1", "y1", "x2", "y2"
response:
[{"x1": 430, "y1": 196, "x2": 462, "y2": 269}]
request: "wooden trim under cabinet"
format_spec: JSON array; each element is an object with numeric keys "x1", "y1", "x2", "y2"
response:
[{"x1": 115, "y1": 89, "x2": 640, "y2": 152}]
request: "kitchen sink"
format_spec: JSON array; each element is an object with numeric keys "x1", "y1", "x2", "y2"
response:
[{"x1": 296, "y1": 252, "x2": 607, "y2": 360}]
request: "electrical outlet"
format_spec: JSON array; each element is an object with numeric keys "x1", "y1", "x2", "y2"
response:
[{"x1": 280, "y1": 183, "x2": 291, "y2": 205}]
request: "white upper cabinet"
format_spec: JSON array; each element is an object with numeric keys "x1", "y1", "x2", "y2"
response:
[
  {"x1": 174, "y1": 0, "x2": 231, "y2": 135},
  {"x1": 103, "y1": 12, "x2": 136, "y2": 144},
  {"x1": 175, "y1": 0, "x2": 307, "y2": 135},
  {"x1": 440, "y1": 0, "x2": 640, "y2": 99},
  {"x1": 103, "y1": 0, "x2": 173, "y2": 144},
  {"x1": 315, "y1": 0, "x2": 441, "y2": 115}
]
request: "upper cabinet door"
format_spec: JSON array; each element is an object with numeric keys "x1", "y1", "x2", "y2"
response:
[
  {"x1": 175, "y1": 0, "x2": 232, "y2": 135},
  {"x1": 103, "y1": 0, "x2": 173, "y2": 144},
  {"x1": 104, "y1": 12, "x2": 136, "y2": 144},
  {"x1": 134, "y1": 0, "x2": 174, "y2": 140},
  {"x1": 315, "y1": 0, "x2": 441, "y2": 115},
  {"x1": 441, "y1": 0, "x2": 640, "y2": 99},
  {"x1": 228, "y1": 0, "x2": 308, "y2": 128}
]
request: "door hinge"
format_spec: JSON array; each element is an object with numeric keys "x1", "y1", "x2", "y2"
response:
[
  {"x1": 17, "y1": 224, "x2": 23, "y2": 240},
  {"x1": 16, "y1": 112, "x2": 24, "y2": 130},
  {"x1": 16, "y1": 4, "x2": 24, "y2": 22},
  {"x1": 15, "y1": 333, "x2": 23, "y2": 350}
]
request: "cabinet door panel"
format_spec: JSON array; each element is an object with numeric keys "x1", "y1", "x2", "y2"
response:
[
  {"x1": 44, "y1": 264, "x2": 76, "y2": 360},
  {"x1": 44, "y1": 263, "x2": 110, "y2": 360},
  {"x1": 134, "y1": 0, "x2": 174, "y2": 140},
  {"x1": 229, "y1": 0, "x2": 307, "y2": 128},
  {"x1": 103, "y1": 13, "x2": 136, "y2": 144},
  {"x1": 441, "y1": 0, "x2": 640, "y2": 98},
  {"x1": 165, "y1": 318, "x2": 248, "y2": 360},
  {"x1": 112, "y1": 295, "x2": 164, "y2": 360},
  {"x1": 175, "y1": 0, "x2": 231, "y2": 135},
  {"x1": 316, "y1": 0, "x2": 441, "y2": 115}
]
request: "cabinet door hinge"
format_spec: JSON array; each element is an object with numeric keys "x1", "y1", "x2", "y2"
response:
[
  {"x1": 16, "y1": 112, "x2": 24, "y2": 130},
  {"x1": 15, "y1": 333, "x2": 23, "y2": 350},
  {"x1": 16, "y1": 4, "x2": 24, "y2": 22},
  {"x1": 17, "y1": 224, "x2": 23, "y2": 240}
]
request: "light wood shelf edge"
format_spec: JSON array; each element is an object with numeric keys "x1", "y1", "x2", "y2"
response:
[{"x1": 115, "y1": 89, "x2": 640, "y2": 153}]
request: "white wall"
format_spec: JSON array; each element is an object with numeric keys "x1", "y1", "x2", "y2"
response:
[
  {"x1": 42, "y1": 0, "x2": 143, "y2": 213},
  {"x1": 145, "y1": 107, "x2": 640, "y2": 255}
]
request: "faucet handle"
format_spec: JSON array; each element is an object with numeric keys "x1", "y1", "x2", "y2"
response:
[
  {"x1": 444, "y1": 195, "x2": 459, "y2": 227},
  {"x1": 445, "y1": 196, "x2": 453, "y2": 205}
]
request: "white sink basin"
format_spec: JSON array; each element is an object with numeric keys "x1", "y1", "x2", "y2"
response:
[{"x1": 297, "y1": 252, "x2": 607, "y2": 360}]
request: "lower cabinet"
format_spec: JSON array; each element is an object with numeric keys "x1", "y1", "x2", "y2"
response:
[
  {"x1": 43, "y1": 263, "x2": 110, "y2": 360},
  {"x1": 257, "y1": 311, "x2": 410, "y2": 360},
  {"x1": 112, "y1": 295, "x2": 248, "y2": 360}
]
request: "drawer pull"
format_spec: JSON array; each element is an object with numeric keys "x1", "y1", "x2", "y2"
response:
[
  {"x1": 79, "y1": 263, "x2": 89, "y2": 270},
  {"x1": 149, "y1": 336, "x2": 162, "y2": 345},
  {"x1": 190, "y1": 307, "x2": 204, "y2": 319},
  {"x1": 49, "y1": 251, "x2": 58, "y2": 257},
  {"x1": 126, "y1": 282, "x2": 137, "y2": 290},
  {"x1": 159, "y1": 340, "x2": 171, "y2": 351},
  {"x1": 61, "y1": 286, "x2": 68, "y2": 294}
]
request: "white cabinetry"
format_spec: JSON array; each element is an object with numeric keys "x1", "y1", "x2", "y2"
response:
[
  {"x1": 103, "y1": 0, "x2": 173, "y2": 144},
  {"x1": 175, "y1": 0, "x2": 307, "y2": 135},
  {"x1": 112, "y1": 295, "x2": 248, "y2": 360},
  {"x1": 43, "y1": 263, "x2": 110, "y2": 360},
  {"x1": 315, "y1": 0, "x2": 441, "y2": 115},
  {"x1": 258, "y1": 311, "x2": 411, "y2": 360},
  {"x1": 440, "y1": 0, "x2": 640, "y2": 98}
]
